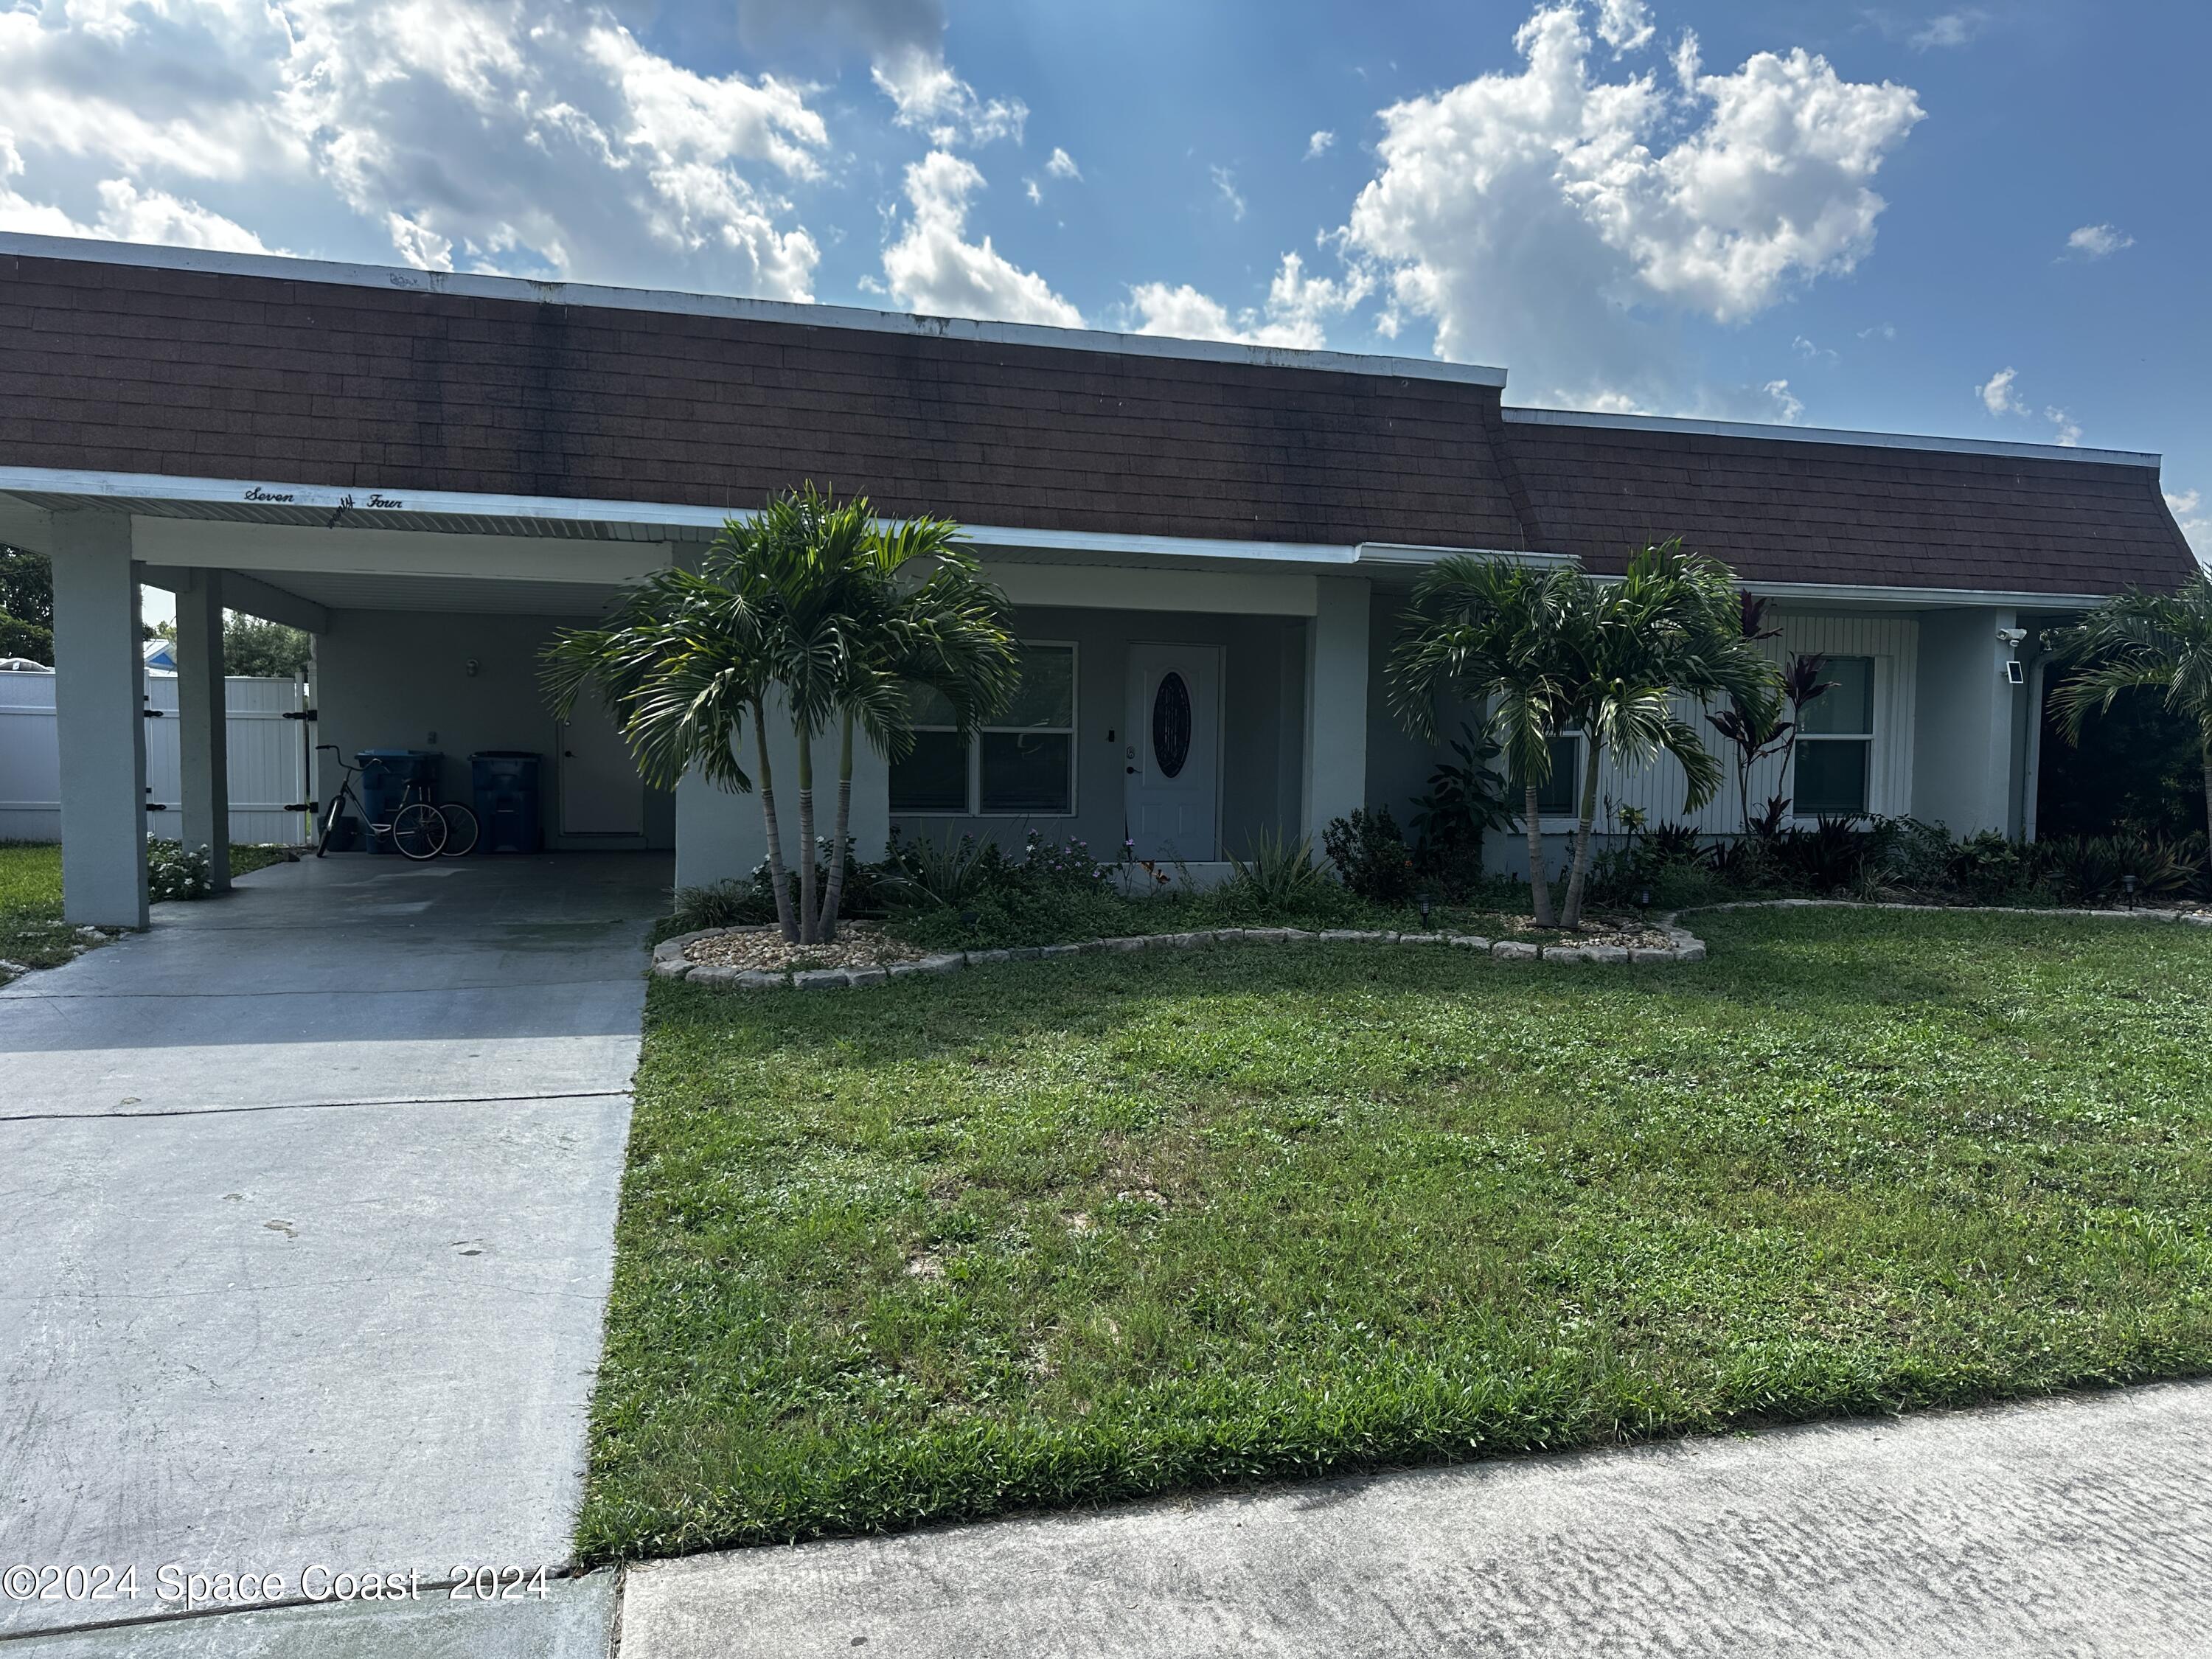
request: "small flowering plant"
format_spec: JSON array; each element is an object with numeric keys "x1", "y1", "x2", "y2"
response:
[{"x1": 1015, "y1": 830, "x2": 1116, "y2": 890}]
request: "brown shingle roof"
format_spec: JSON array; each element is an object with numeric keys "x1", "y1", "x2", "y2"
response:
[
  {"x1": 0, "y1": 249, "x2": 1529, "y2": 550},
  {"x1": 1503, "y1": 413, "x2": 2198, "y2": 597},
  {"x1": 0, "y1": 241, "x2": 2196, "y2": 597}
]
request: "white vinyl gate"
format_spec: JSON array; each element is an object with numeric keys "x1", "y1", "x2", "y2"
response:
[{"x1": 0, "y1": 670, "x2": 312, "y2": 846}]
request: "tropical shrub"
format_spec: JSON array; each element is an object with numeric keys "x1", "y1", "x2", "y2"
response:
[
  {"x1": 1408, "y1": 725, "x2": 1512, "y2": 898},
  {"x1": 1324, "y1": 807, "x2": 1417, "y2": 905},
  {"x1": 1224, "y1": 829, "x2": 1334, "y2": 911}
]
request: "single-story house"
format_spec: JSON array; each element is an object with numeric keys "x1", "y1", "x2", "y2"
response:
[{"x1": 0, "y1": 233, "x2": 2197, "y2": 927}]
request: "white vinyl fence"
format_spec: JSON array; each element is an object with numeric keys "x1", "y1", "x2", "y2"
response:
[{"x1": 0, "y1": 670, "x2": 313, "y2": 845}]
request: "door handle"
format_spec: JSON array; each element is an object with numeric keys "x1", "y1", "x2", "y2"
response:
[{"x1": 1124, "y1": 765, "x2": 1137, "y2": 774}]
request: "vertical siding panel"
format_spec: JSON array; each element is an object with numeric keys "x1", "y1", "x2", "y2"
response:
[{"x1": 1585, "y1": 611, "x2": 1919, "y2": 833}]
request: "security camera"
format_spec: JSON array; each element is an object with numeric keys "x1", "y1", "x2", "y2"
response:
[{"x1": 1997, "y1": 627, "x2": 2028, "y2": 647}]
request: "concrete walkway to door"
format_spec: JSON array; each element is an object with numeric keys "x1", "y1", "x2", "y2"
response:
[{"x1": 0, "y1": 852, "x2": 665, "y2": 1643}]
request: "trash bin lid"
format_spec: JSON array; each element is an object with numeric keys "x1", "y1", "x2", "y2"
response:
[
  {"x1": 469, "y1": 750, "x2": 543, "y2": 760},
  {"x1": 357, "y1": 748, "x2": 440, "y2": 759}
]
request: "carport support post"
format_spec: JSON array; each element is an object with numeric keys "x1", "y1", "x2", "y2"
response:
[
  {"x1": 1302, "y1": 574, "x2": 1371, "y2": 847},
  {"x1": 176, "y1": 568, "x2": 230, "y2": 891},
  {"x1": 51, "y1": 512, "x2": 149, "y2": 928}
]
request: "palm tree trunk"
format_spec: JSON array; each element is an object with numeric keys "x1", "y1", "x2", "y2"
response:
[
  {"x1": 1559, "y1": 738, "x2": 1605, "y2": 929},
  {"x1": 1523, "y1": 784, "x2": 1557, "y2": 927},
  {"x1": 820, "y1": 708, "x2": 856, "y2": 942},
  {"x1": 753, "y1": 702, "x2": 797, "y2": 944},
  {"x1": 794, "y1": 724, "x2": 818, "y2": 944},
  {"x1": 2201, "y1": 745, "x2": 2211, "y2": 858}
]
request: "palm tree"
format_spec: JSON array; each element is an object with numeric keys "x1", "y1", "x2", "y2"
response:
[
  {"x1": 1391, "y1": 557, "x2": 1578, "y2": 925},
  {"x1": 815, "y1": 514, "x2": 1023, "y2": 937},
  {"x1": 1553, "y1": 541, "x2": 1778, "y2": 929},
  {"x1": 542, "y1": 486, "x2": 1019, "y2": 945},
  {"x1": 2053, "y1": 570, "x2": 2212, "y2": 852}
]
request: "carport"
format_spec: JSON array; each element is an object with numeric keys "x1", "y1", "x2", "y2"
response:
[{"x1": 2, "y1": 478, "x2": 697, "y2": 925}]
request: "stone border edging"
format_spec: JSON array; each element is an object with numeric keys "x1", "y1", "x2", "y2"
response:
[
  {"x1": 650, "y1": 919, "x2": 1710, "y2": 992},
  {"x1": 1675, "y1": 897, "x2": 2212, "y2": 926}
]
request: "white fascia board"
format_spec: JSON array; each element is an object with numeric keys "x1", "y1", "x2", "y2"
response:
[
  {"x1": 1502, "y1": 405, "x2": 2160, "y2": 468},
  {"x1": 131, "y1": 516, "x2": 675, "y2": 585},
  {"x1": 1354, "y1": 543, "x2": 1581, "y2": 571},
  {"x1": 987, "y1": 563, "x2": 1317, "y2": 617},
  {"x1": 0, "y1": 232, "x2": 1509, "y2": 391},
  {"x1": 0, "y1": 465, "x2": 1377, "y2": 572},
  {"x1": 1747, "y1": 580, "x2": 2107, "y2": 610}
]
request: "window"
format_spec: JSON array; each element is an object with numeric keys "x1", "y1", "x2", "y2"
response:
[
  {"x1": 1509, "y1": 733, "x2": 1583, "y2": 818},
  {"x1": 1793, "y1": 656, "x2": 1874, "y2": 818},
  {"x1": 889, "y1": 642, "x2": 1077, "y2": 816}
]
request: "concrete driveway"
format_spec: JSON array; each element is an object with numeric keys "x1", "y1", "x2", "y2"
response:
[{"x1": 0, "y1": 852, "x2": 664, "y2": 1644}]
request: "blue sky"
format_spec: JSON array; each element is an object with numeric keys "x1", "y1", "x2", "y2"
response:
[{"x1": 2, "y1": 0, "x2": 2205, "y2": 560}]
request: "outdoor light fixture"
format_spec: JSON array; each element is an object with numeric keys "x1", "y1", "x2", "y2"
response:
[
  {"x1": 1417, "y1": 890, "x2": 1432, "y2": 930},
  {"x1": 2122, "y1": 873, "x2": 2139, "y2": 909},
  {"x1": 1638, "y1": 886, "x2": 1652, "y2": 909}
]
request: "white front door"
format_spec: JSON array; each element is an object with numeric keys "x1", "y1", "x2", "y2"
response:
[
  {"x1": 558, "y1": 692, "x2": 645, "y2": 836},
  {"x1": 1124, "y1": 643, "x2": 1221, "y2": 860}
]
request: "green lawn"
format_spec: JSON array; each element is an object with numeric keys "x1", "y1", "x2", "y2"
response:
[
  {"x1": 0, "y1": 841, "x2": 297, "y2": 983},
  {"x1": 0, "y1": 842, "x2": 75, "y2": 978},
  {"x1": 579, "y1": 908, "x2": 2212, "y2": 1562}
]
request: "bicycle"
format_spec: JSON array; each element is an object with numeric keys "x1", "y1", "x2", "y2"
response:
[{"x1": 314, "y1": 746, "x2": 479, "y2": 860}]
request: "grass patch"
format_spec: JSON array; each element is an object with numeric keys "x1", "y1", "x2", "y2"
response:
[
  {"x1": 579, "y1": 908, "x2": 2212, "y2": 1563},
  {"x1": 0, "y1": 841, "x2": 300, "y2": 982},
  {"x1": 0, "y1": 842, "x2": 79, "y2": 980}
]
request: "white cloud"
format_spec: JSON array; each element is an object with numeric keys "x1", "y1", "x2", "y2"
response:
[
  {"x1": 1595, "y1": 0, "x2": 1655, "y2": 53},
  {"x1": 2066, "y1": 223, "x2": 2133, "y2": 259},
  {"x1": 1210, "y1": 164, "x2": 1247, "y2": 221},
  {"x1": 1763, "y1": 378, "x2": 1804, "y2": 422},
  {"x1": 1306, "y1": 130, "x2": 1336, "y2": 160},
  {"x1": 0, "y1": 130, "x2": 274, "y2": 251},
  {"x1": 1023, "y1": 177, "x2": 1041, "y2": 205},
  {"x1": 0, "y1": 1, "x2": 831, "y2": 299},
  {"x1": 1670, "y1": 29, "x2": 1700, "y2": 90},
  {"x1": 2166, "y1": 490, "x2": 2211, "y2": 560},
  {"x1": 872, "y1": 42, "x2": 1026, "y2": 147},
  {"x1": 1978, "y1": 367, "x2": 2086, "y2": 445},
  {"x1": 1858, "y1": 321, "x2": 1897, "y2": 340},
  {"x1": 1340, "y1": 3, "x2": 1923, "y2": 407},
  {"x1": 1127, "y1": 251, "x2": 1371, "y2": 350},
  {"x1": 880, "y1": 150, "x2": 1082, "y2": 327},
  {"x1": 1045, "y1": 146, "x2": 1080, "y2": 181},
  {"x1": 1792, "y1": 334, "x2": 1836, "y2": 363},
  {"x1": 1909, "y1": 10, "x2": 1988, "y2": 50},
  {"x1": 90, "y1": 178, "x2": 275, "y2": 252}
]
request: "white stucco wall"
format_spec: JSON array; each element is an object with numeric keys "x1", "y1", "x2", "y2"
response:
[{"x1": 314, "y1": 608, "x2": 675, "y2": 852}]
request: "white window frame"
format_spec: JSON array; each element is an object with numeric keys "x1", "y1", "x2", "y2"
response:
[
  {"x1": 1791, "y1": 654, "x2": 1878, "y2": 820},
  {"x1": 893, "y1": 639, "x2": 1079, "y2": 819},
  {"x1": 1528, "y1": 730, "x2": 1585, "y2": 832}
]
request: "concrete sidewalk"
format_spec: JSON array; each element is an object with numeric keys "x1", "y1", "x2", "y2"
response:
[
  {"x1": 0, "y1": 853, "x2": 664, "y2": 1644},
  {"x1": 618, "y1": 1380, "x2": 2212, "y2": 1658}
]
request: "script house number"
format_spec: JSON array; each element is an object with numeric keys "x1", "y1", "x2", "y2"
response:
[{"x1": 240, "y1": 487, "x2": 406, "y2": 509}]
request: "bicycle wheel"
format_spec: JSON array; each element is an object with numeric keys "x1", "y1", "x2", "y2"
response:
[
  {"x1": 389, "y1": 801, "x2": 448, "y2": 861},
  {"x1": 437, "y1": 802, "x2": 479, "y2": 858}
]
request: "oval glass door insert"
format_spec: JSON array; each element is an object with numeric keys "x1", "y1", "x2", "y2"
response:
[{"x1": 1151, "y1": 671, "x2": 1192, "y2": 779}]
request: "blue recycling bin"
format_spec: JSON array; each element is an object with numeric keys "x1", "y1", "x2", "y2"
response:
[
  {"x1": 355, "y1": 749, "x2": 440, "y2": 852},
  {"x1": 470, "y1": 751, "x2": 543, "y2": 853}
]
